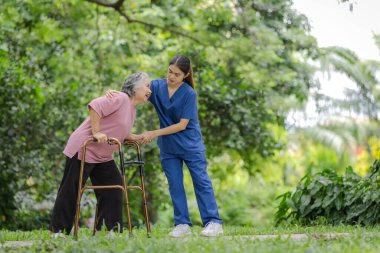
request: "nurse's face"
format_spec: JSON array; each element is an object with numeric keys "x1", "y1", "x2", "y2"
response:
[
  {"x1": 133, "y1": 78, "x2": 151, "y2": 104},
  {"x1": 167, "y1": 64, "x2": 188, "y2": 86}
]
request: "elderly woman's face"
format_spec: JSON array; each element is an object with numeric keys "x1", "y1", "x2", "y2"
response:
[{"x1": 134, "y1": 78, "x2": 151, "y2": 104}]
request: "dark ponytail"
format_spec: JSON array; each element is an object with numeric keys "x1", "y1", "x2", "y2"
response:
[{"x1": 169, "y1": 54, "x2": 195, "y2": 89}]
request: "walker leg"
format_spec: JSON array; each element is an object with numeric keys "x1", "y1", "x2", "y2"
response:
[
  {"x1": 93, "y1": 203, "x2": 99, "y2": 236},
  {"x1": 123, "y1": 177, "x2": 133, "y2": 237},
  {"x1": 74, "y1": 191, "x2": 84, "y2": 239},
  {"x1": 140, "y1": 174, "x2": 151, "y2": 237}
]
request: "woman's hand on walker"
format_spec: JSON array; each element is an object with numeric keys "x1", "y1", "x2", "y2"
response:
[
  {"x1": 105, "y1": 89, "x2": 119, "y2": 98},
  {"x1": 93, "y1": 132, "x2": 108, "y2": 143}
]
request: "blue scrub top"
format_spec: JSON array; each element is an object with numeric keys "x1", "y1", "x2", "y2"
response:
[{"x1": 149, "y1": 79, "x2": 205, "y2": 154}]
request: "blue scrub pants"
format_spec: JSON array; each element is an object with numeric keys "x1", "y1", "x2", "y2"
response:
[{"x1": 160, "y1": 151, "x2": 222, "y2": 226}]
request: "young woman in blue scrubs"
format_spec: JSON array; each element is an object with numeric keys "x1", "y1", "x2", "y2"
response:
[
  {"x1": 107, "y1": 55, "x2": 223, "y2": 237},
  {"x1": 141, "y1": 55, "x2": 223, "y2": 237}
]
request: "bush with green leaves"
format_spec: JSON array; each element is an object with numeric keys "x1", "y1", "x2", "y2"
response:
[{"x1": 275, "y1": 160, "x2": 380, "y2": 226}]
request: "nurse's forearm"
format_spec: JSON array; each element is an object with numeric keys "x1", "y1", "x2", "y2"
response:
[
  {"x1": 148, "y1": 119, "x2": 189, "y2": 139},
  {"x1": 153, "y1": 123, "x2": 186, "y2": 136}
]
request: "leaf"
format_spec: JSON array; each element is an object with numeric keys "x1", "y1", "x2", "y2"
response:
[
  {"x1": 286, "y1": 198, "x2": 297, "y2": 212},
  {"x1": 347, "y1": 202, "x2": 372, "y2": 220},
  {"x1": 309, "y1": 182, "x2": 323, "y2": 196},
  {"x1": 322, "y1": 192, "x2": 336, "y2": 208},
  {"x1": 310, "y1": 198, "x2": 322, "y2": 210},
  {"x1": 318, "y1": 177, "x2": 332, "y2": 186},
  {"x1": 300, "y1": 194, "x2": 311, "y2": 213},
  {"x1": 335, "y1": 194, "x2": 343, "y2": 211}
]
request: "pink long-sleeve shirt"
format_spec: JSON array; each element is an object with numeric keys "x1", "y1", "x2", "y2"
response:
[{"x1": 63, "y1": 92, "x2": 136, "y2": 163}]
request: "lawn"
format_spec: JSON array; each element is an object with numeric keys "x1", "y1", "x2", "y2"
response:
[{"x1": 1, "y1": 225, "x2": 380, "y2": 252}]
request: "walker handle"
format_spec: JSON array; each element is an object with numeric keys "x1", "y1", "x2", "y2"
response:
[
  {"x1": 92, "y1": 137, "x2": 109, "y2": 143},
  {"x1": 91, "y1": 137, "x2": 118, "y2": 145}
]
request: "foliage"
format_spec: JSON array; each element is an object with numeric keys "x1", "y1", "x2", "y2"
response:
[
  {"x1": 318, "y1": 39, "x2": 380, "y2": 121},
  {"x1": 354, "y1": 137, "x2": 380, "y2": 175},
  {"x1": 291, "y1": 117, "x2": 380, "y2": 176},
  {"x1": 286, "y1": 34, "x2": 380, "y2": 178},
  {"x1": 339, "y1": 0, "x2": 356, "y2": 12},
  {"x1": 188, "y1": 154, "x2": 282, "y2": 226},
  {"x1": 275, "y1": 159, "x2": 380, "y2": 226}
]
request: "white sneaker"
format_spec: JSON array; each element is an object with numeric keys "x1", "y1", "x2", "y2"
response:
[
  {"x1": 169, "y1": 224, "x2": 191, "y2": 238},
  {"x1": 106, "y1": 230, "x2": 121, "y2": 239},
  {"x1": 200, "y1": 222, "x2": 223, "y2": 237},
  {"x1": 51, "y1": 232, "x2": 66, "y2": 239}
]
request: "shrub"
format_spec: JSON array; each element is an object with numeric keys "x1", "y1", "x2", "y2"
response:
[{"x1": 275, "y1": 160, "x2": 380, "y2": 226}]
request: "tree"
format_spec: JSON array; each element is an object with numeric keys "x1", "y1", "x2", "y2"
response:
[
  {"x1": 318, "y1": 41, "x2": 380, "y2": 121},
  {"x1": 286, "y1": 35, "x2": 380, "y2": 179}
]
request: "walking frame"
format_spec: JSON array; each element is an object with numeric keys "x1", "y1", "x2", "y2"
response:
[{"x1": 73, "y1": 137, "x2": 151, "y2": 239}]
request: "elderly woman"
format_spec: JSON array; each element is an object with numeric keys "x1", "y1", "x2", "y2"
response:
[{"x1": 49, "y1": 72, "x2": 151, "y2": 236}]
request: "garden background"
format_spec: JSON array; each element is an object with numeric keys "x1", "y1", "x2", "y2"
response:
[{"x1": 0, "y1": 0, "x2": 379, "y2": 252}]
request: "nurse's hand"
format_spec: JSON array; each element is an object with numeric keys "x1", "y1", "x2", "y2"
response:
[
  {"x1": 141, "y1": 131, "x2": 157, "y2": 144},
  {"x1": 105, "y1": 89, "x2": 119, "y2": 98},
  {"x1": 93, "y1": 132, "x2": 108, "y2": 143},
  {"x1": 126, "y1": 134, "x2": 145, "y2": 144}
]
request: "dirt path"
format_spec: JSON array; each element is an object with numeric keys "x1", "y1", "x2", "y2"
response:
[{"x1": 1, "y1": 240, "x2": 36, "y2": 248}]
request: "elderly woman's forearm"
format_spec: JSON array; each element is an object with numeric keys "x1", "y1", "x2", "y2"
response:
[{"x1": 89, "y1": 108, "x2": 101, "y2": 135}]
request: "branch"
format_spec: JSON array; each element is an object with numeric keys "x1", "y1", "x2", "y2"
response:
[
  {"x1": 86, "y1": 0, "x2": 124, "y2": 8},
  {"x1": 116, "y1": 9, "x2": 204, "y2": 45},
  {"x1": 85, "y1": 0, "x2": 205, "y2": 45}
]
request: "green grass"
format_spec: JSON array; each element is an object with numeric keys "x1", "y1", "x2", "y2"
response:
[{"x1": 1, "y1": 225, "x2": 380, "y2": 253}]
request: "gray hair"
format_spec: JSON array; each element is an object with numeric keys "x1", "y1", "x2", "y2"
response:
[{"x1": 121, "y1": 72, "x2": 149, "y2": 96}]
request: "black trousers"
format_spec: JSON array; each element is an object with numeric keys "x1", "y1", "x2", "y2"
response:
[{"x1": 49, "y1": 154, "x2": 123, "y2": 234}]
